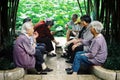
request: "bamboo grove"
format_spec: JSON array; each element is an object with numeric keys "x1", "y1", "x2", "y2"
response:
[
  {"x1": 77, "y1": 0, "x2": 120, "y2": 44},
  {"x1": 0, "y1": 0, "x2": 19, "y2": 51}
]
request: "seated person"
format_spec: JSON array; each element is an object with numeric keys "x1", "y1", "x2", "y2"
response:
[
  {"x1": 61, "y1": 14, "x2": 82, "y2": 57},
  {"x1": 66, "y1": 21, "x2": 108, "y2": 75},
  {"x1": 34, "y1": 18, "x2": 59, "y2": 57},
  {"x1": 13, "y1": 21, "x2": 53, "y2": 74},
  {"x1": 23, "y1": 17, "x2": 47, "y2": 54},
  {"x1": 65, "y1": 14, "x2": 82, "y2": 41},
  {"x1": 65, "y1": 15, "x2": 93, "y2": 63}
]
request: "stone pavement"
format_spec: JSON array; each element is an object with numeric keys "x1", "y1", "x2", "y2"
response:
[{"x1": 23, "y1": 37, "x2": 101, "y2": 80}]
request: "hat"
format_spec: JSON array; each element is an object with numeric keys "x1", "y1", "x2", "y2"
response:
[{"x1": 74, "y1": 17, "x2": 81, "y2": 24}]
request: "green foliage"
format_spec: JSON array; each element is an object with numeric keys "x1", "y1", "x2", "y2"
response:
[
  {"x1": 0, "y1": 58, "x2": 15, "y2": 70},
  {"x1": 0, "y1": 44, "x2": 15, "y2": 70},
  {"x1": 103, "y1": 42, "x2": 120, "y2": 70},
  {"x1": 16, "y1": 0, "x2": 81, "y2": 36}
]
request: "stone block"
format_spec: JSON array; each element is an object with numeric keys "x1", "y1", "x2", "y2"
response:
[
  {"x1": 0, "y1": 70, "x2": 4, "y2": 80},
  {"x1": 4, "y1": 68, "x2": 25, "y2": 80},
  {"x1": 116, "y1": 71, "x2": 120, "y2": 80},
  {"x1": 92, "y1": 66, "x2": 116, "y2": 80}
]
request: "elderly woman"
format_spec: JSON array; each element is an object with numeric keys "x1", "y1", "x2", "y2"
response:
[
  {"x1": 13, "y1": 22, "x2": 37, "y2": 73},
  {"x1": 66, "y1": 21, "x2": 108, "y2": 75},
  {"x1": 13, "y1": 21, "x2": 53, "y2": 74}
]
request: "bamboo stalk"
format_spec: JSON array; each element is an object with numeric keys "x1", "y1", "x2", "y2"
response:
[{"x1": 77, "y1": 0, "x2": 83, "y2": 15}]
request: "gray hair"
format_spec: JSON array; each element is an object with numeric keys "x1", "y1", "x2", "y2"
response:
[
  {"x1": 21, "y1": 22, "x2": 33, "y2": 34},
  {"x1": 90, "y1": 21, "x2": 103, "y2": 33}
]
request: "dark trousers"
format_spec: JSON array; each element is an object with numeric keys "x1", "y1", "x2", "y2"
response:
[
  {"x1": 37, "y1": 37, "x2": 54, "y2": 52},
  {"x1": 35, "y1": 44, "x2": 46, "y2": 71},
  {"x1": 36, "y1": 43, "x2": 46, "y2": 54},
  {"x1": 67, "y1": 43, "x2": 83, "y2": 62}
]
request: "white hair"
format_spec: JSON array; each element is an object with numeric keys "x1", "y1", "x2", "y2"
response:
[
  {"x1": 21, "y1": 22, "x2": 33, "y2": 34},
  {"x1": 90, "y1": 21, "x2": 103, "y2": 33}
]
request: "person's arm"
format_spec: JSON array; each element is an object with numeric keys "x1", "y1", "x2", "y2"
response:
[
  {"x1": 65, "y1": 21, "x2": 71, "y2": 30},
  {"x1": 84, "y1": 40, "x2": 100, "y2": 59},
  {"x1": 45, "y1": 27, "x2": 59, "y2": 45},
  {"x1": 81, "y1": 39, "x2": 91, "y2": 46},
  {"x1": 65, "y1": 24, "x2": 68, "y2": 30},
  {"x1": 22, "y1": 38, "x2": 36, "y2": 56},
  {"x1": 45, "y1": 27, "x2": 54, "y2": 40}
]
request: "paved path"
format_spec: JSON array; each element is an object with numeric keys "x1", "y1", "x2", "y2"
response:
[{"x1": 23, "y1": 37, "x2": 101, "y2": 80}]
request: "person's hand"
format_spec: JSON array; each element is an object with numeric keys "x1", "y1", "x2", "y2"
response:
[
  {"x1": 65, "y1": 25, "x2": 68, "y2": 30},
  {"x1": 51, "y1": 31, "x2": 56, "y2": 35},
  {"x1": 72, "y1": 43, "x2": 81, "y2": 51},
  {"x1": 55, "y1": 41, "x2": 59, "y2": 45},
  {"x1": 33, "y1": 31, "x2": 39, "y2": 39},
  {"x1": 65, "y1": 38, "x2": 76, "y2": 46},
  {"x1": 72, "y1": 31, "x2": 77, "y2": 36},
  {"x1": 73, "y1": 38, "x2": 80, "y2": 44}
]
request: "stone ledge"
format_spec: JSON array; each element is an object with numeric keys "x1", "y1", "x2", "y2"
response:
[
  {"x1": 92, "y1": 66, "x2": 116, "y2": 80},
  {"x1": 0, "y1": 70, "x2": 4, "y2": 80},
  {"x1": 0, "y1": 68, "x2": 25, "y2": 80},
  {"x1": 116, "y1": 71, "x2": 120, "y2": 80}
]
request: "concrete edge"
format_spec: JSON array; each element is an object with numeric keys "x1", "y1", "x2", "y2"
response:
[
  {"x1": 0, "y1": 70, "x2": 4, "y2": 80},
  {"x1": 92, "y1": 66, "x2": 116, "y2": 80},
  {"x1": 116, "y1": 70, "x2": 120, "y2": 80},
  {"x1": 3, "y1": 68, "x2": 25, "y2": 80}
]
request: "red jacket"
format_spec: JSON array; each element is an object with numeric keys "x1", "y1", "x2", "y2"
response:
[{"x1": 34, "y1": 21, "x2": 54, "y2": 42}]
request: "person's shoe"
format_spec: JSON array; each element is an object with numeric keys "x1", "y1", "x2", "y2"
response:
[
  {"x1": 67, "y1": 69, "x2": 73, "y2": 74},
  {"x1": 61, "y1": 53, "x2": 68, "y2": 58},
  {"x1": 44, "y1": 51, "x2": 48, "y2": 54},
  {"x1": 38, "y1": 71, "x2": 47, "y2": 75},
  {"x1": 26, "y1": 68, "x2": 38, "y2": 74},
  {"x1": 65, "y1": 68, "x2": 72, "y2": 71},
  {"x1": 47, "y1": 53, "x2": 56, "y2": 57},
  {"x1": 42, "y1": 67, "x2": 53, "y2": 72},
  {"x1": 65, "y1": 60, "x2": 73, "y2": 63},
  {"x1": 52, "y1": 54, "x2": 56, "y2": 56}
]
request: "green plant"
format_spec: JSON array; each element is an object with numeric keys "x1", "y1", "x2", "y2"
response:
[
  {"x1": 0, "y1": 44, "x2": 15, "y2": 70},
  {"x1": 16, "y1": 0, "x2": 84, "y2": 36}
]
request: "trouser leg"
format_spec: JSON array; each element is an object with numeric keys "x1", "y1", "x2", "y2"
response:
[
  {"x1": 37, "y1": 37, "x2": 54, "y2": 52},
  {"x1": 35, "y1": 48, "x2": 45, "y2": 71},
  {"x1": 72, "y1": 51, "x2": 92, "y2": 72}
]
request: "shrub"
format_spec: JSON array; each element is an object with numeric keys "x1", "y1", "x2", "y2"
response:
[
  {"x1": 103, "y1": 42, "x2": 120, "y2": 70},
  {"x1": 0, "y1": 44, "x2": 15, "y2": 70}
]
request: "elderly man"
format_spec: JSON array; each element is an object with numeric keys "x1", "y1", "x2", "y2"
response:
[{"x1": 65, "y1": 14, "x2": 82, "y2": 41}]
